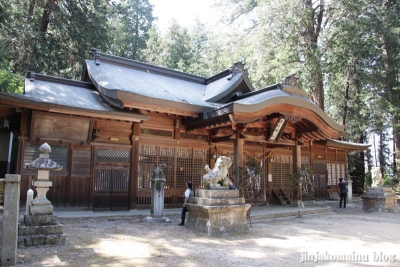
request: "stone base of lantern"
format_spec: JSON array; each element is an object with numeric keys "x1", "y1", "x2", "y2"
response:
[{"x1": 18, "y1": 214, "x2": 66, "y2": 247}]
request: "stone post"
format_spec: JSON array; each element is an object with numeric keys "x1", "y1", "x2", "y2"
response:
[
  {"x1": 150, "y1": 163, "x2": 166, "y2": 218},
  {"x1": 1, "y1": 174, "x2": 21, "y2": 266},
  {"x1": 347, "y1": 180, "x2": 353, "y2": 203},
  {"x1": 150, "y1": 178, "x2": 166, "y2": 218},
  {"x1": 26, "y1": 189, "x2": 34, "y2": 215}
]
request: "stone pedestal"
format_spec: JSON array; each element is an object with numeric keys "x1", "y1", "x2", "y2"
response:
[
  {"x1": 186, "y1": 189, "x2": 250, "y2": 236},
  {"x1": 18, "y1": 215, "x2": 66, "y2": 247},
  {"x1": 347, "y1": 180, "x2": 353, "y2": 203},
  {"x1": 361, "y1": 187, "x2": 399, "y2": 213},
  {"x1": 150, "y1": 177, "x2": 166, "y2": 218}
]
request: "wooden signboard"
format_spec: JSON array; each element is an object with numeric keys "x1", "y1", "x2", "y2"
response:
[{"x1": 30, "y1": 111, "x2": 91, "y2": 144}]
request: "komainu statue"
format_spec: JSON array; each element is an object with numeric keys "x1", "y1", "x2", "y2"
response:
[
  {"x1": 153, "y1": 163, "x2": 166, "y2": 178},
  {"x1": 203, "y1": 156, "x2": 232, "y2": 189},
  {"x1": 371, "y1": 166, "x2": 383, "y2": 187}
]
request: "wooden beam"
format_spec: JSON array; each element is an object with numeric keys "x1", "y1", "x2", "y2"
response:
[
  {"x1": 123, "y1": 100, "x2": 198, "y2": 117},
  {"x1": 211, "y1": 135, "x2": 235, "y2": 143},
  {"x1": 296, "y1": 126, "x2": 319, "y2": 133}
]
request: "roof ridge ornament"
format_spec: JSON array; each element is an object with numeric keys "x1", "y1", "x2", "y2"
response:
[
  {"x1": 281, "y1": 74, "x2": 299, "y2": 87},
  {"x1": 227, "y1": 61, "x2": 246, "y2": 81},
  {"x1": 279, "y1": 74, "x2": 307, "y2": 97},
  {"x1": 89, "y1": 47, "x2": 101, "y2": 65}
]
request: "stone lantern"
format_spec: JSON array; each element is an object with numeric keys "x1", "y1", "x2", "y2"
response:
[
  {"x1": 25, "y1": 142, "x2": 63, "y2": 215},
  {"x1": 19, "y1": 142, "x2": 66, "y2": 246}
]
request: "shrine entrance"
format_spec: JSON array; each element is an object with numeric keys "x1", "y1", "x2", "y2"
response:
[{"x1": 93, "y1": 147, "x2": 131, "y2": 211}]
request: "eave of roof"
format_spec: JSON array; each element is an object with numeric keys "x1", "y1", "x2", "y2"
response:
[
  {"x1": 0, "y1": 73, "x2": 149, "y2": 122},
  {"x1": 230, "y1": 88, "x2": 344, "y2": 132},
  {"x1": 325, "y1": 139, "x2": 371, "y2": 151},
  {"x1": 185, "y1": 84, "x2": 344, "y2": 137}
]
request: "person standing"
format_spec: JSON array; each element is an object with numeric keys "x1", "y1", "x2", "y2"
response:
[
  {"x1": 178, "y1": 181, "x2": 192, "y2": 226},
  {"x1": 338, "y1": 178, "x2": 348, "y2": 209},
  {"x1": 228, "y1": 177, "x2": 237, "y2": 190}
]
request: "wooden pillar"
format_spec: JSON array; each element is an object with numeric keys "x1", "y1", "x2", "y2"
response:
[
  {"x1": 293, "y1": 140, "x2": 302, "y2": 201},
  {"x1": 130, "y1": 123, "x2": 140, "y2": 210},
  {"x1": 267, "y1": 158, "x2": 273, "y2": 202},
  {"x1": 233, "y1": 132, "x2": 244, "y2": 190}
]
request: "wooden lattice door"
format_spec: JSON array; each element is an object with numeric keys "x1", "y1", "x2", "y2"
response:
[{"x1": 93, "y1": 148, "x2": 131, "y2": 211}]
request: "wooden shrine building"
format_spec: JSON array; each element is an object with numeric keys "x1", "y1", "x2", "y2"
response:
[{"x1": 0, "y1": 48, "x2": 369, "y2": 210}]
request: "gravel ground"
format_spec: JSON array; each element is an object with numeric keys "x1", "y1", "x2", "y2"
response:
[{"x1": 1, "y1": 199, "x2": 400, "y2": 267}]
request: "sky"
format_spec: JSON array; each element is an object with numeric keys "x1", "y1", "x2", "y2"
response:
[{"x1": 149, "y1": 0, "x2": 223, "y2": 32}]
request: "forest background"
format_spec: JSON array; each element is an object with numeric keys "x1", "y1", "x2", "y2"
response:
[{"x1": 0, "y1": 0, "x2": 399, "y2": 187}]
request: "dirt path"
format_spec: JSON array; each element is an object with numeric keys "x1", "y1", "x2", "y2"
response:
[{"x1": 3, "y1": 200, "x2": 400, "y2": 266}]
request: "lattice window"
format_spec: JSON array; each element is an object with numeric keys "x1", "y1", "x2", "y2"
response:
[
  {"x1": 332, "y1": 164, "x2": 337, "y2": 183},
  {"x1": 340, "y1": 164, "x2": 346, "y2": 179},
  {"x1": 96, "y1": 149, "x2": 130, "y2": 163},
  {"x1": 113, "y1": 169, "x2": 129, "y2": 191},
  {"x1": 272, "y1": 155, "x2": 292, "y2": 188},
  {"x1": 138, "y1": 145, "x2": 158, "y2": 188},
  {"x1": 140, "y1": 128, "x2": 173, "y2": 138},
  {"x1": 313, "y1": 163, "x2": 326, "y2": 172},
  {"x1": 138, "y1": 144, "x2": 208, "y2": 189},
  {"x1": 193, "y1": 149, "x2": 209, "y2": 188},
  {"x1": 94, "y1": 169, "x2": 111, "y2": 191},
  {"x1": 180, "y1": 132, "x2": 208, "y2": 142},
  {"x1": 159, "y1": 146, "x2": 175, "y2": 188},
  {"x1": 22, "y1": 143, "x2": 68, "y2": 175},
  {"x1": 327, "y1": 163, "x2": 346, "y2": 185},
  {"x1": 176, "y1": 148, "x2": 193, "y2": 188},
  {"x1": 301, "y1": 157, "x2": 310, "y2": 166},
  {"x1": 327, "y1": 163, "x2": 332, "y2": 185}
]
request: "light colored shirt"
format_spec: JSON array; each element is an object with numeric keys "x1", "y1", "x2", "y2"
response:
[{"x1": 184, "y1": 188, "x2": 191, "y2": 198}]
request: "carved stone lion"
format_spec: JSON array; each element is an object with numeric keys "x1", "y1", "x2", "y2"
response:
[
  {"x1": 203, "y1": 156, "x2": 232, "y2": 189},
  {"x1": 153, "y1": 163, "x2": 166, "y2": 178},
  {"x1": 371, "y1": 166, "x2": 383, "y2": 187}
]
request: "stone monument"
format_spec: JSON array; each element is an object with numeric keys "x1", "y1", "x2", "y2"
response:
[
  {"x1": 18, "y1": 143, "x2": 66, "y2": 246},
  {"x1": 361, "y1": 167, "x2": 398, "y2": 213},
  {"x1": 149, "y1": 163, "x2": 167, "y2": 221},
  {"x1": 185, "y1": 156, "x2": 250, "y2": 236}
]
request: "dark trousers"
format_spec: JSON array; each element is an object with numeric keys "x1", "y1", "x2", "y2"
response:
[
  {"x1": 339, "y1": 192, "x2": 347, "y2": 208},
  {"x1": 181, "y1": 207, "x2": 187, "y2": 224}
]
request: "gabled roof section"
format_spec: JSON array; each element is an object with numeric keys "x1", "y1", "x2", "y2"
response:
[
  {"x1": 84, "y1": 49, "x2": 219, "y2": 117},
  {"x1": 0, "y1": 72, "x2": 149, "y2": 122},
  {"x1": 83, "y1": 49, "x2": 255, "y2": 117},
  {"x1": 203, "y1": 62, "x2": 255, "y2": 103},
  {"x1": 184, "y1": 74, "x2": 345, "y2": 140}
]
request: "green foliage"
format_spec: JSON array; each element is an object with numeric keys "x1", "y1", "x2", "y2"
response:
[
  {"x1": 364, "y1": 171, "x2": 372, "y2": 188},
  {"x1": 235, "y1": 154, "x2": 265, "y2": 198},
  {"x1": 288, "y1": 166, "x2": 314, "y2": 199},
  {"x1": 110, "y1": 0, "x2": 154, "y2": 60},
  {"x1": 383, "y1": 176, "x2": 399, "y2": 189},
  {"x1": 0, "y1": 61, "x2": 23, "y2": 93}
]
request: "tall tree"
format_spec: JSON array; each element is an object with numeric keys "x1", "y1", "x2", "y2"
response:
[
  {"x1": 1, "y1": 0, "x2": 113, "y2": 79},
  {"x1": 217, "y1": 0, "x2": 329, "y2": 109},
  {"x1": 110, "y1": 0, "x2": 154, "y2": 60}
]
